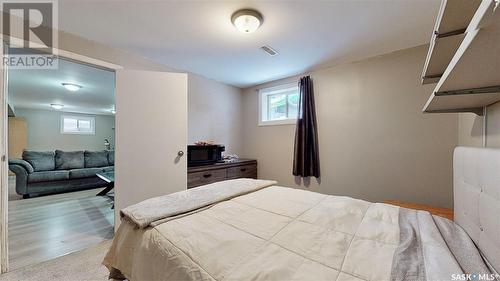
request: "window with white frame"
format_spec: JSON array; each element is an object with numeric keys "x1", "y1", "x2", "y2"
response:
[
  {"x1": 259, "y1": 83, "x2": 300, "y2": 125},
  {"x1": 61, "y1": 115, "x2": 95, "y2": 135}
]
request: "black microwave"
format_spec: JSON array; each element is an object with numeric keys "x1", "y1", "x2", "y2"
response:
[{"x1": 187, "y1": 145, "x2": 225, "y2": 167}]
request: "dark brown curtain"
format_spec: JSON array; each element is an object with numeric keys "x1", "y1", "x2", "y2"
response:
[{"x1": 293, "y1": 76, "x2": 320, "y2": 178}]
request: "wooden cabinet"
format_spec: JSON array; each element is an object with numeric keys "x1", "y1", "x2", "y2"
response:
[
  {"x1": 188, "y1": 169, "x2": 227, "y2": 188},
  {"x1": 8, "y1": 117, "x2": 27, "y2": 159},
  {"x1": 187, "y1": 159, "x2": 257, "y2": 189},
  {"x1": 226, "y1": 164, "x2": 257, "y2": 179},
  {"x1": 8, "y1": 117, "x2": 28, "y2": 176}
]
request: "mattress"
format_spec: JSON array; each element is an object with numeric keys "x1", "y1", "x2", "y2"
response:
[{"x1": 103, "y1": 180, "x2": 496, "y2": 281}]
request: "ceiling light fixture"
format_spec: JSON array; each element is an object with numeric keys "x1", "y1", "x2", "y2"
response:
[
  {"x1": 61, "y1": 83, "x2": 82, "y2": 92},
  {"x1": 231, "y1": 9, "x2": 263, "y2": 33},
  {"x1": 50, "y1": 104, "x2": 64, "y2": 110}
]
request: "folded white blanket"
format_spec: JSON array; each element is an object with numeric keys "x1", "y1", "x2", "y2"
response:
[{"x1": 120, "y1": 178, "x2": 277, "y2": 228}]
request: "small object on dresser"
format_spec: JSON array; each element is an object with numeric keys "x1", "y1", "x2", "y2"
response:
[
  {"x1": 194, "y1": 140, "x2": 215, "y2": 146},
  {"x1": 223, "y1": 153, "x2": 239, "y2": 163}
]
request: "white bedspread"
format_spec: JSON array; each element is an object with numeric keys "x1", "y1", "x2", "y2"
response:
[{"x1": 103, "y1": 182, "x2": 476, "y2": 281}]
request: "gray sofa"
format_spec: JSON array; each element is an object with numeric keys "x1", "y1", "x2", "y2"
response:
[{"x1": 9, "y1": 150, "x2": 114, "y2": 198}]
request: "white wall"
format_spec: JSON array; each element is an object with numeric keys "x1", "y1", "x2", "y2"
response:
[
  {"x1": 459, "y1": 101, "x2": 500, "y2": 148},
  {"x1": 188, "y1": 74, "x2": 243, "y2": 155},
  {"x1": 14, "y1": 108, "x2": 115, "y2": 152},
  {"x1": 241, "y1": 45, "x2": 458, "y2": 208}
]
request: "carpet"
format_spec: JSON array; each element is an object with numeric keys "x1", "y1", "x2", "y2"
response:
[{"x1": 0, "y1": 240, "x2": 113, "y2": 281}]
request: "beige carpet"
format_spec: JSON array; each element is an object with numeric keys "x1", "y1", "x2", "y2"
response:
[{"x1": 0, "y1": 240, "x2": 112, "y2": 281}]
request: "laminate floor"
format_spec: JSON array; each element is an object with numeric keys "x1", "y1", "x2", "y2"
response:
[{"x1": 8, "y1": 188, "x2": 114, "y2": 270}]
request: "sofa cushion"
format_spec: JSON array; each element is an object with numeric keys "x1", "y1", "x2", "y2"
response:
[
  {"x1": 69, "y1": 168, "x2": 102, "y2": 179},
  {"x1": 22, "y1": 151, "x2": 55, "y2": 172},
  {"x1": 55, "y1": 150, "x2": 84, "y2": 170},
  {"x1": 85, "y1": 151, "x2": 108, "y2": 168},
  {"x1": 108, "y1": 151, "x2": 114, "y2": 165},
  {"x1": 102, "y1": 166, "x2": 114, "y2": 172},
  {"x1": 28, "y1": 170, "x2": 69, "y2": 183}
]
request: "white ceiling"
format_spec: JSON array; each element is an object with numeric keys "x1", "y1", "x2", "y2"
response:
[
  {"x1": 9, "y1": 58, "x2": 115, "y2": 115},
  {"x1": 57, "y1": 0, "x2": 441, "y2": 88}
]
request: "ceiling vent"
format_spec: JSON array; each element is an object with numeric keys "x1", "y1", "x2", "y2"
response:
[{"x1": 260, "y1": 45, "x2": 278, "y2": 56}]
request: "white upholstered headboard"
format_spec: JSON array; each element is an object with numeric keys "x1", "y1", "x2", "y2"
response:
[{"x1": 454, "y1": 147, "x2": 500, "y2": 273}]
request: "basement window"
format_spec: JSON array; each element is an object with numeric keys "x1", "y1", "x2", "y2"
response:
[
  {"x1": 259, "y1": 83, "x2": 299, "y2": 126},
  {"x1": 61, "y1": 115, "x2": 95, "y2": 135}
]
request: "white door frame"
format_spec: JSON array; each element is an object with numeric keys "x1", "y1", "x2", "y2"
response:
[
  {"x1": 0, "y1": 40, "x2": 123, "y2": 273},
  {"x1": 0, "y1": 42, "x2": 8, "y2": 274}
]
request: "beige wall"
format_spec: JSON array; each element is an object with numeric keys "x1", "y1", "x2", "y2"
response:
[
  {"x1": 188, "y1": 74, "x2": 243, "y2": 155},
  {"x1": 13, "y1": 108, "x2": 115, "y2": 152},
  {"x1": 458, "y1": 113, "x2": 483, "y2": 147},
  {"x1": 58, "y1": 31, "x2": 175, "y2": 72},
  {"x1": 485, "y1": 102, "x2": 500, "y2": 147},
  {"x1": 241, "y1": 46, "x2": 458, "y2": 208},
  {"x1": 459, "y1": 102, "x2": 500, "y2": 148}
]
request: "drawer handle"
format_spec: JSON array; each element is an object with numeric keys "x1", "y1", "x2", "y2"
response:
[
  {"x1": 203, "y1": 174, "x2": 212, "y2": 178},
  {"x1": 240, "y1": 168, "x2": 247, "y2": 172}
]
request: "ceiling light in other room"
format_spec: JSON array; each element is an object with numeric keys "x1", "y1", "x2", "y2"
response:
[
  {"x1": 61, "y1": 83, "x2": 82, "y2": 92},
  {"x1": 231, "y1": 9, "x2": 263, "y2": 33},
  {"x1": 50, "y1": 104, "x2": 64, "y2": 110}
]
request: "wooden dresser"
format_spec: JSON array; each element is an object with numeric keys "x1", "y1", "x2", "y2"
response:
[{"x1": 187, "y1": 159, "x2": 257, "y2": 189}]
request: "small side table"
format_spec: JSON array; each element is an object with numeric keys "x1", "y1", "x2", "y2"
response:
[{"x1": 96, "y1": 171, "x2": 115, "y2": 209}]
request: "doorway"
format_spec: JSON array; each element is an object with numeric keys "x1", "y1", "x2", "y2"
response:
[
  {"x1": 0, "y1": 40, "x2": 188, "y2": 274},
  {"x1": 5, "y1": 53, "x2": 116, "y2": 270}
]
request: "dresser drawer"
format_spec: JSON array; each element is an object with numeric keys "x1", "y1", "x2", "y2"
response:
[
  {"x1": 227, "y1": 164, "x2": 257, "y2": 179},
  {"x1": 188, "y1": 169, "x2": 226, "y2": 188}
]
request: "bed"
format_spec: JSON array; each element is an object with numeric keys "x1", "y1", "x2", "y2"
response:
[{"x1": 103, "y1": 147, "x2": 500, "y2": 281}]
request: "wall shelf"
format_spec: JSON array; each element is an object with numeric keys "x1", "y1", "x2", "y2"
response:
[
  {"x1": 422, "y1": 34, "x2": 465, "y2": 84},
  {"x1": 422, "y1": 0, "x2": 500, "y2": 115},
  {"x1": 421, "y1": 0, "x2": 482, "y2": 84}
]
